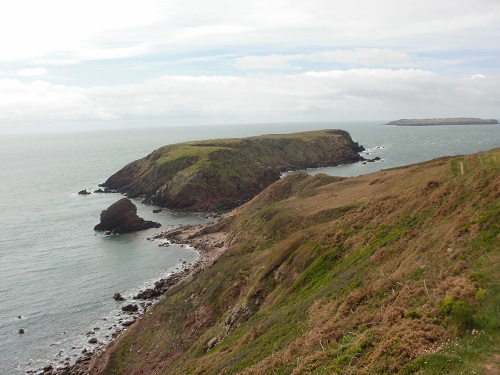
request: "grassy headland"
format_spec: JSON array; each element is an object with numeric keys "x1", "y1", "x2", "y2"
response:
[
  {"x1": 101, "y1": 130, "x2": 364, "y2": 211},
  {"x1": 89, "y1": 147, "x2": 500, "y2": 374}
]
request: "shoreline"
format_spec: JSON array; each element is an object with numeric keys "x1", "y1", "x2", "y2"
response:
[{"x1": 36, "y1": 221, "x2": 228, "y2": 375}]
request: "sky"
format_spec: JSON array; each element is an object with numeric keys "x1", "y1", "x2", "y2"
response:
[{"x1": 0, "y1": 0, "x2": 499, "y2": 134}]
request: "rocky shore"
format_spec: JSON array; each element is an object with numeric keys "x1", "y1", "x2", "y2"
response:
[{"x1": 36, "y1": 221, "x2": 228, "y2": 375}]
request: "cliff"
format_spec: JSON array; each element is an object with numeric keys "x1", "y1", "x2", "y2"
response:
[
  {"x1": 88, "y1": 148, "x2": 500, "y2": 374},
  {"x1": 386, "y1": 117, "x2": 499, "y2": 126},
  {"x1": 101, "y1": 129, "x2": 364, "y2": 211}
]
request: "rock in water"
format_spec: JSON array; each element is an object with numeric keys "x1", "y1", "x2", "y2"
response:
[
  {"x1": 113, "y1": 292, "x2": 125, "y2": 301},
  {"x1": 121, "y1": 304, "x2": 139, "y2": 312},
  {"x1": 94, "y1": 198, "x2": 161, "y2": 234}
]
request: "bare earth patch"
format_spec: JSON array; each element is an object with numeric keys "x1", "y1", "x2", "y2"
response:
[{"x1": 483, "y1": 354, "x2": 500, "y2": 375}]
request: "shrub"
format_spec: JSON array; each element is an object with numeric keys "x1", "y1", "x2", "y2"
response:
[
  {"x1": 404, "y1": 310, "x2": 422, "y2": 319},
  {"x1": 439, "y1": 297, "x2": 474, "y2": 332},
  {"x1": 475, "y1": 288, "x2": 487, "y2": 302}
]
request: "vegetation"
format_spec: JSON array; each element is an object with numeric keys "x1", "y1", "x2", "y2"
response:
[
  {"x1": 91, "y1": 148, "x2": 499, "y2": 374},
  {"x1": 101, "y1": 130, "x2": 364, "y2": 210}
]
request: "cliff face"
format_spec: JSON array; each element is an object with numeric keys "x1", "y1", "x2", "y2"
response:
[
  {"x1": 90, "y1": 148, "x2": 500, "y2": 374},
  {"x1": 102, "y1": 129, "x2": 364, "y2": 211}
]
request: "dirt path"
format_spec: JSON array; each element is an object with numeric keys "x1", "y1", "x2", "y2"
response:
[{"x1": 483, "y1": 354, "x2": 500, "y2": 375}]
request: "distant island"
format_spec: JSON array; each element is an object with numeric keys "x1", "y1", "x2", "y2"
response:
[{"x1": 385, "y1": 117, "x2": 499, "y2": 126}]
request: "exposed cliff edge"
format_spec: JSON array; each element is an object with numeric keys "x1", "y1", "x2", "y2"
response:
[
  {"x1": 385, "y1": 117, "x2": 499, "y2": 126},
  {"x1": 84, "y1": 148, "x2": 499, "y2": 375},
  {"x1": 100, "y1": 129, "x2": 364, "y2": 211}
]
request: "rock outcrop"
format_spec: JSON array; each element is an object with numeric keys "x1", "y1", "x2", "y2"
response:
[
  {"x1": 121, "y1": 304, "x2": 139, "y2": 312},
  {"x1": 100, "y1": 129, "x2": 365, "y2": 211},
  {"x1": 94, "y1": 198, "x2": 161, "y2": 233}
]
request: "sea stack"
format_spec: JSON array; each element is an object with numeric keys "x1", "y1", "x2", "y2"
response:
[{"x1": 94, "y1": 198, "x2": 161, "y2": 234}]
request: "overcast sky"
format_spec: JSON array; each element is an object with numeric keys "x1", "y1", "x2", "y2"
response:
[{"x1": 1, "y1": 0, "x2": 499, "y2": 133}]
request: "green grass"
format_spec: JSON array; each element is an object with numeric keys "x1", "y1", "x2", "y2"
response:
[
  {"x1": 98, "y1": 149, "x2": 500, "y2": 375},
  {"x1": 400, "y1": 255, "x2": 500, "y2": 374},
  {"x1": 105, "y1": 129, "x2": 361, "y2": 210}
]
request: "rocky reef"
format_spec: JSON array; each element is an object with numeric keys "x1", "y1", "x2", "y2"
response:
[
  {"x1": 100, "y1": 129, "x2": 364, "y2": 211},
  {"x1": 94, "y1": 198, "x2": 160, "y2": 234}
]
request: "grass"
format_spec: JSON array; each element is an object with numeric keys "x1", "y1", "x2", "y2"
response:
[
  {"x1": 92, "y1": 148, "x2": 500, "y2": 375},
  {"x1": 103, "y1": 130, "x2": 362, "y2": 210}
]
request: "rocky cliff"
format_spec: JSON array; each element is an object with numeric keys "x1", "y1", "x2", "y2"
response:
[
  {"x1": 87, "y1": 148, "x2": 500, "y2": 374},
  {"x1": 101, "y1": 129, "x2": 364, "y2": 211}
]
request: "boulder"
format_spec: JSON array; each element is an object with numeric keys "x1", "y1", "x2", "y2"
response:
[
  {"x1": 78, "y1": 189, "x2": 92, "y2": 195},
  {"x1": 134, "y1": 288, "x2": 162, "y2": 300},
  {"x1": 121, "y1": 304, "x2": 139, "y2": 312},
  {"x1": 113, "y1": 292, "x2": 125, "y2": 301},
  {"x1": 94, "y1": 198, "x2": 161, "y2": 234}
]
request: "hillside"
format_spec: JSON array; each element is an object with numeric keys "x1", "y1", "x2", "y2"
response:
[
  {"x1": 386, "y1": 118, "x2": 499, "y2": 126},
  {"x1": 89, "y1": 148, "x2": 499, "y2": 374},
  {"x1": 101, "y1": 130, "x2": 364, "y2": 211}
]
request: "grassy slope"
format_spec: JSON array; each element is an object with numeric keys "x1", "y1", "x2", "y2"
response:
[{"x1": 92, "y1": 149, "x2": 499, "y2": 375}]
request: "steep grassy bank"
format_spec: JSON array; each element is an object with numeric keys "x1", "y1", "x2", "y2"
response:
[
  {"x1": 91, "y1": 148, "x2": 499, "y2": 374},
  {"x1": 101, "y1": 130, "x2": 364, "y2": 211}
]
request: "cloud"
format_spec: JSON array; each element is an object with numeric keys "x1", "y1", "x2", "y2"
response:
[
  {"x1": 0, "y1": 0, "x2": 498, "y2": 65},
  {"x1": 0, "y1": 1, "x2": 496, "y2": 134},
  {"x1": 0, "y1": 0, "x2": 164, "y2": 61},
  {"x1": 0, "y1": 68, "x2": 498, "y2": 133},
  {"x1": 17, "y1": 68, "x2": 48, "y2": 76},
  {"x1": 234, "y1": 49, "x2": 415, "y2": 70}
]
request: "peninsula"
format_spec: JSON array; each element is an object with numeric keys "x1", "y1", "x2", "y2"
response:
[
  {"x1": 100, "y1": 129, "x2": 364, "y2": 211},
  {"x1": 385, "y1": 117, "x2": 499, "y2": 126}
]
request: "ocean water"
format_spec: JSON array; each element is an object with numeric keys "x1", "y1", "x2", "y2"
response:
[{"x1": 0, "y1": 122, "x2": 498, "y2": 374}]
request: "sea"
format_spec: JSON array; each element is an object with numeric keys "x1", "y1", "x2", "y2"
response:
[{"x1": 0, "y1": 121, "x2": 498, "y2": 374}]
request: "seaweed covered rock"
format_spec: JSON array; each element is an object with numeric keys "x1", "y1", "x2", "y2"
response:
[{"x1": 94, "y1": 198, "x2": 160, "y2": 234}]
